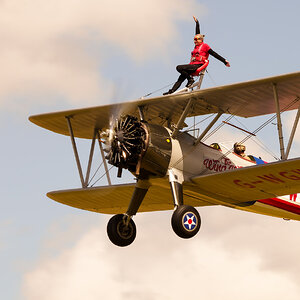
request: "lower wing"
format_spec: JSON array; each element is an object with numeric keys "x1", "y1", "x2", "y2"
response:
[{"x1": 47, "y1": 182, "x2": 214, "y2": 214}]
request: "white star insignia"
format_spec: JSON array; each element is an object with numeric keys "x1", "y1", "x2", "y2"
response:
[{"x1": 184, "y1": 214, "x2": 196, "y2": 230}]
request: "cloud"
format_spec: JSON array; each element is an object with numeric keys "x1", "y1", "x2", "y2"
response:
[
  {"x1": 22, "y1": 210, "x2": 300, "y2": 300},
  {"x1": 0, "y1": 0, "x2": 205, "y2": 109}
]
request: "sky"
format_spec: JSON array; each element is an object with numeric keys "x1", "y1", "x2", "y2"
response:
[{"x1": 1, "y1": 0, "x2": 300, "y2": 299}]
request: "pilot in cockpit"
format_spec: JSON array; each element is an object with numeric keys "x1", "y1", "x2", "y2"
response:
[{"x1": 233, "y1": 142, "x2": 251, "y2": 160}]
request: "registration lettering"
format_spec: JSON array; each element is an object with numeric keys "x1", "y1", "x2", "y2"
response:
[{"x1": 232, "y1": 169, "x2": 300, "y2": 188}]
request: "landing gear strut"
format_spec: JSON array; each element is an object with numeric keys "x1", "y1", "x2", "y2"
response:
[{"x1": 169, "y1": 168, "x2": 201, "y2": 239}]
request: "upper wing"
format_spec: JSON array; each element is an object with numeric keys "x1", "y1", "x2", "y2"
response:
[
  {"x1": 191, "y1": 157, "x2": 300, "y2": 204},
  {"x1": 47, "y1": 182, "x2": 215, "y2": 214},
  {"x1": 29, "y1": 72, "x2": 300, "y2": 139}
]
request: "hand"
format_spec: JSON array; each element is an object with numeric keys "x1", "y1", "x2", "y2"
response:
[
  {"x1": 193, "y1": 16, "x2": 198, "y2": 23},
  {"x1": 225, "y1": 60, "x2": 230, "y2": 67}
]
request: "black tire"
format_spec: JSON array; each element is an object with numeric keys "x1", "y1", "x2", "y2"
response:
[
  {"x1": 107, "y1": 214, "x2": 136, "y2": 247},
  {"x1": 171, "y1": 205, "x2": 201, "y2": 239}
]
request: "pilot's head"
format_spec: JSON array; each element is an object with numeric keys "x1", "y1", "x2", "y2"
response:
[
  {"x1": 234, "y1": 142, "x2": 246, "y2": 155},
  {"x1": 210, "y1": 143, "x2": 221, "y2": 150}
]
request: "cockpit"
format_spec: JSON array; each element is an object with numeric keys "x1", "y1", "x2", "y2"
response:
[{"x1": 209, "y1": 142, "x2": 266, "y2": 165}]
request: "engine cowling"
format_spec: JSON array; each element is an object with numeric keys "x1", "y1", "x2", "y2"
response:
[{"x1": 106, "y1": 115, "x2": 172, "y2": 178}]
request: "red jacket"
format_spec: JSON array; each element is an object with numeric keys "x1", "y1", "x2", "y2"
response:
[{"x1": 190, "y1": 43, "x2": 210, "y2": 65}]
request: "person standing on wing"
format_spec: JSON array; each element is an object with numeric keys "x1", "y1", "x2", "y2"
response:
[{"x1": 163, "y1": 16, "x2": 230, "y2": 95}]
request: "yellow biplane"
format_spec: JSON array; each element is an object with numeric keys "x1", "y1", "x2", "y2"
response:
[{"x1": 29, "y1": 71, "x2": 300, "y2": 247}]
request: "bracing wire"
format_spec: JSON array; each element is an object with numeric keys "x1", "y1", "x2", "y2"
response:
[
  {"x1": 205, "y1": 69, "x2": 218, "y2": 86},
  {"x1": 238, "y1": 96, "x2": 300, "y2": 147},
  {"x1": 142, "y1": 83, "x2": 173, "y2": 98},
  {"x1": 232, "y1": 116, "x2": 279, "y2": 160},
  {"x1": 91, "y1": 165, "x2": 114, "y2": 187},
  {"x1": 186, "y1": 114, "x2": 214, "y2": 130},
  {"x1": 88, "y1": 161, "x2": 104, "y2": 186},
  {"x1": 202, "y1": 113, "x2": 235, "y2": 142}
]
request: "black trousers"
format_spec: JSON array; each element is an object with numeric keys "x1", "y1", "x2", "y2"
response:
[{"x1": 170, "y1": 63, "x2": 203, "y2": 92}]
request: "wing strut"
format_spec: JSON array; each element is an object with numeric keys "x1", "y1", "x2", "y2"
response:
[
  {"x1": 138, "y1": 105, "x2": 145, "y2": 121},
  {"x1": 171, "y1": 98, "x2": 194, "y2": 138},
  {"x1": 66, "y1": 116, "x2": 85, "y2": 188},
  {"x1": 273, "y1": 83, "x2": 285, "y2": 159},
  {"x1": 273, "y1": 82, "x2": 300, "y2": 160},
  {"x1": 84, "y1": 129, "x2": 97, "y2": 187},
  {"x1": 66, "y1": 116, "x2": 112, "y2": 187}
]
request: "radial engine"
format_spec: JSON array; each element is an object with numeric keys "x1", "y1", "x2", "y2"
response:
[{"x1": 105, "y1": 115, "x2": 172, "y2": 179}]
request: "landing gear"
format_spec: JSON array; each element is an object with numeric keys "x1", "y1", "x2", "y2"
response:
[
  {"x1": 107, "y1": 214, "x2": 136, "y2": 247},
  {"x1": 107, "y1": 180, "x2": 150, "y2": 247},
  {"x1": 169, "y1": 168, "x2": 201, "y2": 239},
  {"x1": 171, "y1": 205, "x2": 201, "y2": 239}
]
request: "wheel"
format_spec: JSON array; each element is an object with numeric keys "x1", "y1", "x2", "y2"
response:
[
  {"x1": 107, "y1": 214, "x2": 136, "y2": 247},
  {"x1": 171, "y1": 205, "x2": 201, "y2": 239}
]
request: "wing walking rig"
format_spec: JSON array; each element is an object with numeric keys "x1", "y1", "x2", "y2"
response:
[{"x1": 29, "y1": 71, "x2": 300, "y2": 247}]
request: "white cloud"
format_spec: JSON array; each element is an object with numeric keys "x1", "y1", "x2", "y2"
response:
[
  {"x1": 0, "y1": 0, "x2": 205, "y2": 108},
  {"x1": 22, "y1": 210, "x2": 300, "y2": 300}
]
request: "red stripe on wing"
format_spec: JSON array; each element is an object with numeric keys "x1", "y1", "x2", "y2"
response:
[{"x1": 258, "y1": 198, "x2": 300, "y2": 215}]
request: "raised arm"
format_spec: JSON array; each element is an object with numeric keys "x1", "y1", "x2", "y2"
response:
[{"x1": 193, "y1": 16, "x2": 200, "y2": 35}]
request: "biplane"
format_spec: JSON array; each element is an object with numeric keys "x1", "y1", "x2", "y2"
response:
[{"x1": 29, "y1": 71, "x2": 300, "y2": 247}]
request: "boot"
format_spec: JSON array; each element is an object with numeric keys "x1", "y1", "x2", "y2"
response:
[
  {"x1": 164, "y1": 79, "x2": 182, "y2": 95},
  {"x1": 186, "y1": 76, "x2": 195, "y2": 88},
  {"x1": 163, "y1": 89, "x2": 174, "y2": 95}
]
